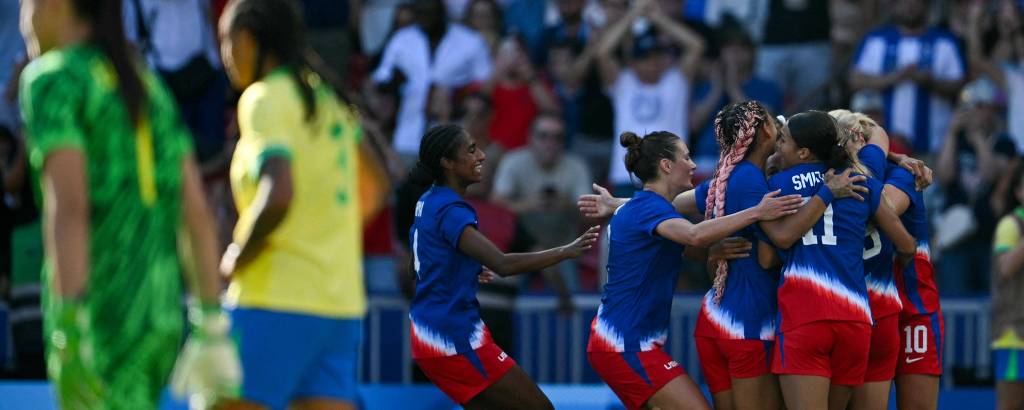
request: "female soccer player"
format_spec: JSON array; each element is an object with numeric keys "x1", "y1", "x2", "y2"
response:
[
  {"x1": 832, "y1": 110, "x2": 943, "y2": 410},
  {"x1": 761, "y1": 111, "x2": 917, "y2": 410},
  {"x1": 216, "y1": 0, "x2": 386, "y2": 408},
  {"x1": 580, "y1": 101, "x2": 867, "y2": 410},
  {"x1": 407, "y1": 124, "x2": 599, "y2": 409},
  {"x1": 588, "y1": 130, "x2": 807, "y2": 410},
  {"x1": 18, "y1": 0, "x2": 236, "y2": 408}
]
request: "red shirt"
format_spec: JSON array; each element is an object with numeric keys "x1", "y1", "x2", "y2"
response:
[{"x1": 488, "y1": 83, "x2": 539, "y2": 150}]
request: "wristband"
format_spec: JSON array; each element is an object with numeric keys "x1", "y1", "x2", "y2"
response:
[{"x1": 815, "y1": 185, "x2": 834, "y2": 206}]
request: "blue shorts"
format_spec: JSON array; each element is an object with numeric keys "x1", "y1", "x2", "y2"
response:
[
  {"x1": 230, "y1": 308, "x2": 362, "y2": 409},
  {"x1": 995, "y1": 348, "x2": 1024, "y2": 382}
]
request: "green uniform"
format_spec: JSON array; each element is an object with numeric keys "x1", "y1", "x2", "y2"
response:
[{"x1": 20, "y1": 44, "x2": 193, "y2": 409}]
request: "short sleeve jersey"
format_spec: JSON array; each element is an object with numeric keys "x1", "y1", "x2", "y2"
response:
[
  {"x1": 226, "y1": 68, "x2": 366, "y2": 318},
  {"x1": 588, "y1": 191, "x2": 684, "y2": 352},
  {"x1": 409, "y1": 186, "x2": 489, "y2": 358},
  {"x1": 693, "y1": 162, "x2": 780, "y2": 340},
  {"x1": 858, "y1": 145, "x2": 902, "y2": 319},
  {"x1": 768, "y1": 163, "x2": 882, "y2": 331},
  {"x1": 20, "y1": 45, "x2": 192, "y2": 374}
]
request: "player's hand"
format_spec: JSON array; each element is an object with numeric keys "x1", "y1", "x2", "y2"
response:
[
  {"x1": 49, "y1": 300, "x2": 106, "y2": 410},
  {"x1": 578, "y1": 184, "x2": 622, "y2": 218},
  {"x1": 824, "y1": 169, "x2": 869, "y2": 201},
  {"x1": 896, "y1": 155, "x2": 933, "y2": 191},
  {"x1": 708, "y1": 237, "x2": 752, "y2": 262},
  {"x1": 170, "y1": 305, "x2": 241, "y2": 410},
  {"x1": 561, "y1": 225, "x2": 601, "y2": 258},
  {"x1": 478, "y1": 267, "x2": 498, "y2": 284},
  {"x1": 754, "y1": 190, "x2": 804, "y2": 221}
]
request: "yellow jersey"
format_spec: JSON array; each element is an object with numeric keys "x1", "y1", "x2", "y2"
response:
[{"x1": 226, "y1": 67, "x2": 366, "y2": 318}]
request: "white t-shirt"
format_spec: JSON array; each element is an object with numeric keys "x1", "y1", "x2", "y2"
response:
[
  {"x1": 372, "y1": 24, "x2": 492, "y2": 156},
  {"x1": 607, "y1": 68, "x2": 689, "y2": 185},
  {"x1": 854, "y1": 30, "x2": 965, "y2": 153},
  {"x1": 1003, "y1": 63, "x2": 1024, "y2": 154},
  {"x1": 493, "y1": 148, "x2": 592, "y2": 203},
  {"x1": 123, "y1": 0, "x2": 220, "y2": 71}
]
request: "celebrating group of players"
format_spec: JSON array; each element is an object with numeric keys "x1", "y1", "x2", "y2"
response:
[
  {"x1": 16, "y1": 0, "x2": 945, "y2": 407},
  {"x1": 407, "y1": 101, "x2": 943, "y2": 410}
]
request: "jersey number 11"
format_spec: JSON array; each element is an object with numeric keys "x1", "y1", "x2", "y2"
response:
[{"x1": 802, "y1": 204, "x2": 837, "y2": 245}]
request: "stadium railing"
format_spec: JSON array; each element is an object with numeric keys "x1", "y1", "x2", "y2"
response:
[{"x1": 360, "y1": 295, "x2": 992, "y2": 389}]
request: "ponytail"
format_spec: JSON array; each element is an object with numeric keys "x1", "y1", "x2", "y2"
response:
[
  {"x1": 705, "y1": 101, "x2": 769, "y2": 303},
  {"x1": 73, "y1": 0, "x2": 146, "y2": 125}
]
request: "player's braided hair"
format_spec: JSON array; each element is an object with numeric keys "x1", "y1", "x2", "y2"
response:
[
  {"x1": 705, "y1": 101, "x2": 768, "y2": 303},
  {"x1": 621, "y1": 131, "x2": 680, "y2": 183},
  {"x1": 73, "y1": 0, "x2": 145, "y2": 126},
  {"x1": 410, "y1": 124, "x2": 467, "y2": 187},
  {"x1": 225, "y1": 0, "x2": 346, "y2": 122}
]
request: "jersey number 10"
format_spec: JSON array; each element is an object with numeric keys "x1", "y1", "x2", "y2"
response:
[{"x1": 802, "y1": 204, "x2": 837, "y2": 245}]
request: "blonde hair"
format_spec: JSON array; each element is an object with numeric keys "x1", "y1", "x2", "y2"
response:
[{"x1": 828, "y1": 109, "x2": 874, "y2": 177}]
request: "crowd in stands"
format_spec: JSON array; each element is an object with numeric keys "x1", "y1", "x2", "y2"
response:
[{"x1": 1, "y1": 0, "x2": 1023, "y2": 380}]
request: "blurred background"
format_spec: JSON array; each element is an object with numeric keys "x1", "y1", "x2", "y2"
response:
[{"x1": 0, "y1": 0, "x2": 1018, "y2": 408}]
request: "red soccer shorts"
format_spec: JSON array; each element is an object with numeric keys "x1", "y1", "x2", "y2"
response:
[
  {"x1": 772, "y1": 321, "x2": 871, "y2": 386},
  {"x1": 864, "y1": 314, "x2": 900, "y2": 382},
  {"x1": 414, "y1": 342, "x2": 516, "y2": 404},
  {"x1": 695, "y1": 336, "x2": 773, "y2": 393},
  {"x1": 588, "y1": 347, "x2": 686, "y2": 410},
  {"x1": 896, "y1": 312, "x2": 944, "y2": 376}
]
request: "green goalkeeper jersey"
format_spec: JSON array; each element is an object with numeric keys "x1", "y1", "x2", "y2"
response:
[{"x1": 20, "y1": 44, "x2": 193, "y2": 408}]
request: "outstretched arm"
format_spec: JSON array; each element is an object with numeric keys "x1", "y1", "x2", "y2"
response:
[{"x1": 459, "y1": 226, "x2": 600, "y2": 277}]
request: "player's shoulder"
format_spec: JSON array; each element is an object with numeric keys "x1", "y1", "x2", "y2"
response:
[{"x1": 21, "y1": 47, "x2": 93, "y2": 95}]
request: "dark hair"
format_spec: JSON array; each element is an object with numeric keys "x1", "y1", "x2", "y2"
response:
[
  {"x1": 409, "y1": 124, "x2": 468, "y2": 188},
  {"x1": 73, "y1": 0, "x2": 145, "y2": 125},
  {"x1": 465, "y1": 0, "x2": 505, "y2": 34},
  {"x1": 787, "y1": 110, "x2": 852, "y2": 171},
  {"x1": 621, "y1": 131, "x2": 680, "y2": 183},
  {"x1": 224, "y1": 0, "x2": 329, "y2": 122}
]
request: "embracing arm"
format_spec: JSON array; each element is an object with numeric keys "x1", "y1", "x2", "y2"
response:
[
  {"x1": 874, "y1": 200, "x2": 916, "y2": 255},
  {"x1": 657, "y1": 191, "x2": 802, "y2": 247}
]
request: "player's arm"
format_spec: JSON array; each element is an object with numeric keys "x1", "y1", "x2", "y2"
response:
[
  {"x1": 759, "y1": 170, "x2": 868, "y2": 249},
  {"x1": 578, "y1": 183, "x2": 702, "y2": 219},
  {"x1": 458, "y1": 225, "x2": 600, "y2": 277},
  {"x1": 222, "y1": 156, "x2": 293, "y2": 275},
  {"x1": 42, "y1": 149, "x2": 90, "y2": 298},
  {"x1": 995, "y1": 218, "x2": 1024, "y2": 281},
  {"x1": 883, "y1": 184, "x2": 912, "y2": 215},
  {"x1": 888, "y1": 151, "x2": 933, "y2": 191},
  {"x1": 873, "y1": 199, "x2": 917, "y2": 261},
  {"x1": 656, "y1": 191, "x2": 802, "y2": 247},
  {"x1": 180, "y1": 155, "x2": 223, "y2": 304},
  {"x1": 757, "y1": 240, "x2": 781, "y2": 270}
]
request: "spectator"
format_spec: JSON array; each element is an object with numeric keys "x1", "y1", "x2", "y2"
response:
[
  {"x1": 504, "y1": 0, "x2": 549, "y2": 56},
  {"x1": 935, "y1": 79, "x2": 1015, "y2": 294},
  {"x1": 849, "y1": 0, "x2": 966, "y2": 155},
  {"x1": 484, "y1": 35, "x2": 560, "y2": 151},
  {"x1": 546, "y1": 39, "x2": 615, "y2": 181},
  {"x1": 0, "y1": 0, "x2": 23, "y2": 135},
  {"x1": 535, "y1": 0, "x2": 591, "y2": 64},
  {"x1": 124, "y1": 0, "x2": 229, "y2": 169},
  {"x1": 756, "y1": 0, "x2": 833, "y2": 112},
  {"x1": 372, "y1": 0, "x2": 492, "y2": 165},
  {"x1": 300, "y1": 0, "x2": 361, "y2": 82},
  {"x1": 464, "y1": 0, "x2": 505, "y2": 54},
  {"x1": 595, "y1": 0, "x2": 704, "y2": 194},
  {"x1": 492, "y1": 113, "x2": 592, "y2": 292},
  {"x1": 991, "y1": 160, "x2": 1024, "y2": 409},
  {"x1": 966, "y1": 0, "x2": 1024, "y2": 155},
  {"x1": 690, "y1": 24, "x2": 783, "y2": 176}
]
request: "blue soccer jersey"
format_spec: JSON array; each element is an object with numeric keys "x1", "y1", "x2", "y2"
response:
[
  {"x1": 858, "y1": 145, "x2": 902, "y2": 319},
  {"x1": 768, "y1": 163, "x2": 882, "y2": 331},
  {"x1": 693, "y1": 162, "x2": 779, "y2": 340},
  {"x1": 588, "y1": 190, "x2": 685, "y2": 352},
  {"x1": 885, "y1": 164, "x2": 940, "y2": 316},
  {"x1": 409, "y1": 186, "x2": 491, "y2": 358}
]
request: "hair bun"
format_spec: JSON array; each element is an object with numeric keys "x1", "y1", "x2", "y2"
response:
[{"x1": 619, "y1": 131, "x2": 641, "y2": 149}]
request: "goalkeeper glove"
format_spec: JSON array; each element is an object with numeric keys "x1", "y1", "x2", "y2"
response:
[
  {"x1": 48, "y1": 299, "x2": 105, "y2": 410},
  {"x1": 170, "y1": 303, "x2": 241, "y2": 410}
]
